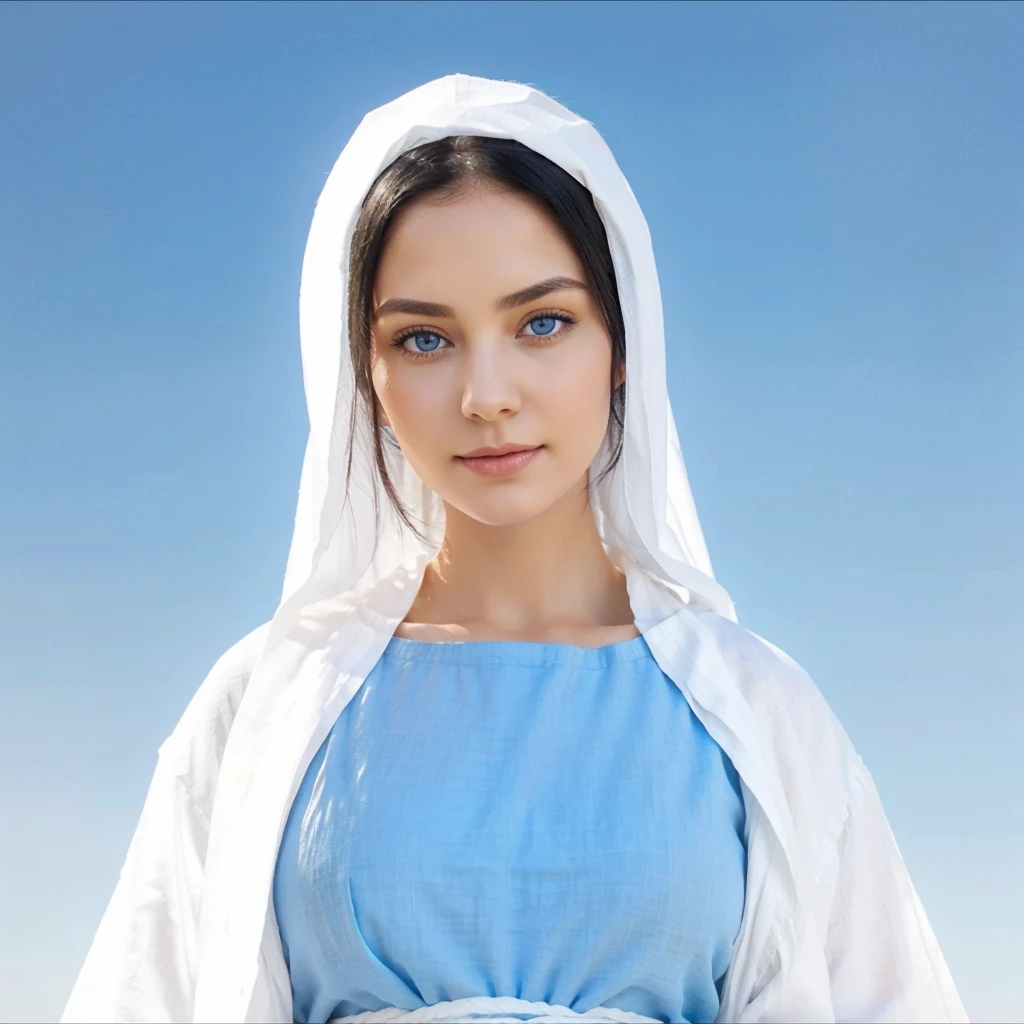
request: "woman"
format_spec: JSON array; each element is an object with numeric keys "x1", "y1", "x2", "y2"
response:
[{"x1": 61, "y1": 74, "x2": 967, "y2": 1024}]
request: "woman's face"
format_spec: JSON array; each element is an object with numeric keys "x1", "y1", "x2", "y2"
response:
[{"x1": 370, "y1": 183, "x2": 620, "y2": 528}]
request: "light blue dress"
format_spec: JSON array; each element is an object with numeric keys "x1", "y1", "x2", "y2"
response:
[{"x1": 273, "y1": 633, "x2": 747, "y2": 1024}]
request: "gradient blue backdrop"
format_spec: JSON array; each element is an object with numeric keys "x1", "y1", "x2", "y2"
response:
[{"x1": 1, "y1": 2, "x2": 1021, "y2": 1021}]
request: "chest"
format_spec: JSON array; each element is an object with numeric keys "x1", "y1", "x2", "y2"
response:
[
  {"x1": 271, "y1": 651, "x2": 750, "y2": 1021},
  {"x1": 279, "y1": 652, "x2": 748, "y2": 913}
]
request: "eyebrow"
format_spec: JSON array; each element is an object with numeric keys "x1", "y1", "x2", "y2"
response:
[{"x1": 372, "y1": 275, "x2": 589, "y2": 321}]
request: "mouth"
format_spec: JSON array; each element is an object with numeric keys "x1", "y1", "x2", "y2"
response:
[{"x1": 455, "y1": 444, "x2": 544, "y2": 478}]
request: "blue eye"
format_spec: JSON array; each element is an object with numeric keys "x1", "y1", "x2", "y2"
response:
[
  {"x1": 402, "y1": 330, "x2": 446, "y2": 353},
  {"x1": 528, "y1": 316, "x2": 558, "y2": 336}
]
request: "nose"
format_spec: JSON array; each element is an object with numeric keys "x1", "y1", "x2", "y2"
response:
[{"x1": 459, "y1": 340, "x2": 521, "y2": 422}]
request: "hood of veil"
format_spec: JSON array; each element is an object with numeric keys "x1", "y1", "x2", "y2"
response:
[{"x1": 278, "y1": 73, "x2": 737, "y2": 636}]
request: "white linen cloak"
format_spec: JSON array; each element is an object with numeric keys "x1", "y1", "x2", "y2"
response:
[{"x1": 61, "y1": 74, "x2": 969, "y2": 1024}]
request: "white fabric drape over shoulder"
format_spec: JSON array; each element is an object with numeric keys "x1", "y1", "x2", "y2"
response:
[{"x1": 61, "y1": 74, "x2": 968, "y2": 1024}]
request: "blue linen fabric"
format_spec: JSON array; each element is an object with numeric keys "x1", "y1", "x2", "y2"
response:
[{"x1": 272, "y1": 633, "x2": 747, "y2": 1024}]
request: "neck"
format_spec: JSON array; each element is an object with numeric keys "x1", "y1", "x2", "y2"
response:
[{"x1": 410, "y1": 475, "x2": 634, "y2": 636}]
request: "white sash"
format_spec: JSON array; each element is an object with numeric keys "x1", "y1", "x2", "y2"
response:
[{"x1": 330, "y1": 995, "x2": 662, "y2": 1023}]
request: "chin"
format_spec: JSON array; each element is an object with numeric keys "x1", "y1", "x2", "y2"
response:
[{"x1": 449, "y1": 490, "x2": 556, "y2": 529}]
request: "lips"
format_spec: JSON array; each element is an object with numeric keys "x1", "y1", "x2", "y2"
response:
[
  {"x1": 455, "y1": 445, "x2": 543, "y2": 478},
  {"x1": 457, "y1": 443, "x2": 540, "y2": 459}
]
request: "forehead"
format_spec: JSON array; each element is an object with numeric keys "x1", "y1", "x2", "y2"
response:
[{"x1": 374, "y1": 186, "x2": 586, "y2": 300}]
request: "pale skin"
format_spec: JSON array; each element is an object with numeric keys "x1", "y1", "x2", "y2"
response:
[{"x1": 370, "y1": 181, "x2": 638, "y2": 647}]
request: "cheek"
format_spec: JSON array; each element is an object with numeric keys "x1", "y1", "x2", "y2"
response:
[
  {"x1": 372, "y1": 355, "x2": 428, "y2": 424},
  {"x1": 384, "y1": 374, "x2": 447, "y2": 432},
  {"x1": 374, "y1": 362, "x2": 454, "y2": 480},
  {"x1": 540, "y1": 338, "x2": 613, "y2": 438}
]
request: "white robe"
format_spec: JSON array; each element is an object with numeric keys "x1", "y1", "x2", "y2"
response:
[{"x1": 61, "y1": 74, "x2": 968, "y2": 1023}]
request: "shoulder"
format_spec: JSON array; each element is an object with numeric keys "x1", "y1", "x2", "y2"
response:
[
  {"x1": 693, "y1": 610, "x2": 856, "y2": 756},
  {"x1": 156, "y1": 620, "x2": 273, "y2": 819},
  {"x1": 687, "y1": 610, "x2": 864, "y2": 844}
]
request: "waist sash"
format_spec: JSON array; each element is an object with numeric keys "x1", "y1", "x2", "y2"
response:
[{"x1": 330, "y1": 996, "x2": 662, "y2": 1023}]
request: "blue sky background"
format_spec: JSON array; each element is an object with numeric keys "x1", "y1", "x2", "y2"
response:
[{"x1": 1, "y1": 2, "x2": 1021, "y2": 1020}]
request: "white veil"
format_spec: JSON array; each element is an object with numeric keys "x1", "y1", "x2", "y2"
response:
[{"x1": 274, "y1": 73, "x2": 736, "y2": 641}]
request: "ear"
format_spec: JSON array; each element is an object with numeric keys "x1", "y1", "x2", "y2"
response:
[{"x1": 613, "y1": 362, "x2": 626, "y2": 390}]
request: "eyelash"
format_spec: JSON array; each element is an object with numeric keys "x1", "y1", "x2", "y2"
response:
[{"x1": 391, "y1": 310, "x2": 579, "y2": 361}]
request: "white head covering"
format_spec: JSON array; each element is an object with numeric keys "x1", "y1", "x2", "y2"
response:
[{"x1": 273, "y1": 73, "x2": 736, "y2": 643}]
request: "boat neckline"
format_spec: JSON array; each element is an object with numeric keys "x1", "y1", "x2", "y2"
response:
[{"x1": 380, "y1": 630, "x2": 653, "y2": 667}]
